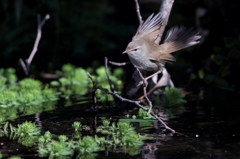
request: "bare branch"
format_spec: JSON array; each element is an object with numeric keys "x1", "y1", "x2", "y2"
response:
[
  {"x1": 134, "y1": 0, "x2": 143, "y2": 25},
  {"x1": 137, "y1": 69, "x2": 162, "y2": 87},
  {"x1": 155, "y1": 0, "x2": 175, "y2": 44},
  {"x1": 138, "y1": 68, "x2": 174, "y2": 100},
  {"x1": 109, "y1": 61, "x2": 130, "y2": 66},
  {"x1": 87, "y1": 72, "x2": 175, "y2": 133},
  {"x1": 136, "y1": 68, "x2": 153, "y2": 116},
  {"x1": 19, "y1": 58, "x2": 28, "y2": 75},
  {"x1": 27, "y1": 14, "x2": 50, "y2": 66},
  {"x1": 20, "y1": 14, "x2": 50, "y2": 76}
]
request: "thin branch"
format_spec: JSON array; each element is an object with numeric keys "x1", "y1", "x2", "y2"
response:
[
  {"x1": 87, "y1": 72, "x2": 175, "y2": 133},
  {"x1": 19, "y1": 14, "x2": 50, "y2": 76},
  {"x1": 137, "y1": 69, "x2": 162, "y2": 87},
  {"x1": 27, "y1": 14, "x2": 50, "y2": 65},
  {"x1": 134, "y1": 0, "x2": 143, "y2": 25},
  {"x1": 136, "y1": 68, "x2": 153, "y2": 116},
  {"x1": 109, "y1": 61, "x2": 130, "y2": 66},
  {"x1": 19, "y1": 58, "x2": 28, "y2": 75},
  {"x1": 137, "y1": 68, "x2": 174, "y2": 100},
  {"x1": 154, "y1": 0, "x2": 175, "y2": 44}
]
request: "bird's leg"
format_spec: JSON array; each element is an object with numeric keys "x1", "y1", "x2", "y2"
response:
[
  {"x1": 137, "y1": 69, "x2": 162, "y2": 87},
  {"x1": 137, "y1": 68, "x2": 174, "y2": 100}
]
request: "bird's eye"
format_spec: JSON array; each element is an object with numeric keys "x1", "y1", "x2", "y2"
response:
[{"x1": 133, "y1": 48, "x2": 138, "y2": 51}]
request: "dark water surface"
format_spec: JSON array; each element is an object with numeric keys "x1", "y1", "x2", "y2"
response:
[{"x1": 1, "y1": 99, "x2": 240, "y2": 159}]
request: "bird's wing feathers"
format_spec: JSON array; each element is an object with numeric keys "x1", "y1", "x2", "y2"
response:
[
  {"x1": 150, "y1": 53, "x2": 176, "y2": 64},
  {"x1": 159, "y1": 26, "x2": 201, "y2": 53},
  {"x1": 133, "y1": 13, "x2": 162, "y2": 42}
]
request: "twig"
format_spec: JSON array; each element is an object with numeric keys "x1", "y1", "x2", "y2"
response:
[
  {"x1": 137, "y1": 69, "x2": 162, "y2": 87},
  {"x1": 105, "y1": 57, "x2": 114, "y2": 92},
  {"x1": 136, "y1": 68, "x2": 153, "y2": 116},
  {"x1": 134, "y1": 0, "x2": 143, "y2": 25},
  {"x1": 87, "y1": 72, "x2": 175, "y2": 133},
  {"x1": 138, "y1": 68, "x2": 174, "y2": 100},
  {"x1": 19, "y1": 14, "x2": 50, "y2": 76},
  {"x1": 87, "y1": 72, "x2": 98, "y2": 111},
  {"x1": 109, "y1": 61, "x2": 130, "y2": 66},
  {"x1": 154, "y1": 0, "x2": 175, "y2": 44}
]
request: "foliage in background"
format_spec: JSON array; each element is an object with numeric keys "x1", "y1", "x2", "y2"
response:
[
  {"x1": 159, "y1": 87, "x2": 186, "y2": 107},
  {"x1": 89, "y1": 66, "x2": 124, "y2": 102},
  {"x1": 51, "y1": 64, "x2": 90, "y2": 98},
  {"x1": 51, "y1": 64, "x2": 124, "y2": 101}
]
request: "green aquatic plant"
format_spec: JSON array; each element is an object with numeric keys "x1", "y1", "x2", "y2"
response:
[
  {"x1": 0, "y1": 77, "x2": 57, "y2": 108},
  {"x1": 38, "y1": 132, "x2": 101, "y2": 158},
  {"x1": 51, "y1": 64, "x2": 90, "y2": 98},
  {"x1": 0, "y1": 100, "x2": 57, "y2": 124},
  {"x1": 1, "y1": 121, "x2": 40, "y2": 147},
  {"x1": 137, "y1": 107, "x2": 153, "y2": 119},
  {"x1": 0, "y1": 76, "x2": 7, "y2": 90},
  {"x1": 0, "y1": 68, "x2": 17, "y2": 84},
  {"x1": 1, "y1": 119, "x2": 145, "y2": 158},
  {"x1": 97, "y1": 120, "x2": 144, "y2": 148},
  {"x1": 7, "y1": 156, "x2": 22, "y2": 159},
  {"x1": 154, "y1": 87, "x2": 186, "y2": 107},
  {"x1": 162, "y1": 87, "x2": 186, "y2": 106},
  {"x1": 50, "y1": 64, "x2": 124, "y2": 102},
  {"x1": 76, "y1": 136, "x2": 100, "y2": 154},
  {"x1": 15, "y1": 121, "x2": 41, "y2": 137},
  {"x1": 38, "y1": 134, "x2": 74, "y2": 158},
  {"x1": 91, "y1": 66, "x2": 124, "y2": 102},
  {"x1": 72, "y1": 121, "x2": 82, "y2": 132}
]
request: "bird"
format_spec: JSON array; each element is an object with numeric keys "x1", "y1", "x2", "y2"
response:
[{"x1": 123, "y1": 13, "x2": 201, "y2": 73}]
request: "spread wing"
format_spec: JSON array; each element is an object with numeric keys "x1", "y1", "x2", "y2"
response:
[
  {"x1": 133, "y1": 13, "x2": 162, "y2": 42},
  {"x1": 159, "y1": 26, "x2": 201, "y2": 53},
  {"x1": 150, "y1": 53, "x2": 176, "y2": 64}
]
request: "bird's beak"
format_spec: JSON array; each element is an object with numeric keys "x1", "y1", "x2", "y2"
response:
[{"x1": 122, "y1": 50, "x2": 128, "y2": 54}]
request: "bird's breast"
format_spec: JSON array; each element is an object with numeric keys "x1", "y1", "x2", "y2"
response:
[{"x1": 128, "y1": 53, "x2": 158, "y2": 71}]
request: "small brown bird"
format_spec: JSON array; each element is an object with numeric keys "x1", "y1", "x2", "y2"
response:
[{"x1": 123, "y1": 13, "x2": 201, "y2": 72}]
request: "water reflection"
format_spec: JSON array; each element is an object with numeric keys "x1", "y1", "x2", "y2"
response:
[{"x1": 1, "y1": 100, "x2": 240, "y2": 159}]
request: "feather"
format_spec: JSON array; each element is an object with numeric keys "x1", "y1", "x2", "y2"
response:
[
  {"x1": 150, "y1": 53, "x2": 176, "y2": 64},
  {"x1": 159, "y1": 26, "x2": 201, "y2": 53},
  {"x1": 133, "y1": 13, "x2": 163, "y2": 41}
]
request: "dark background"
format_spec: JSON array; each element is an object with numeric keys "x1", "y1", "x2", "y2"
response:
[{"x1": 1, "y1": 0, "x2": 240, "y2": 115}]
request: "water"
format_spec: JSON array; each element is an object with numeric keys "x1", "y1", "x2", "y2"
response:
[{"x1": 0, "y1": 99, "x2": 240, "y2": 159}]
